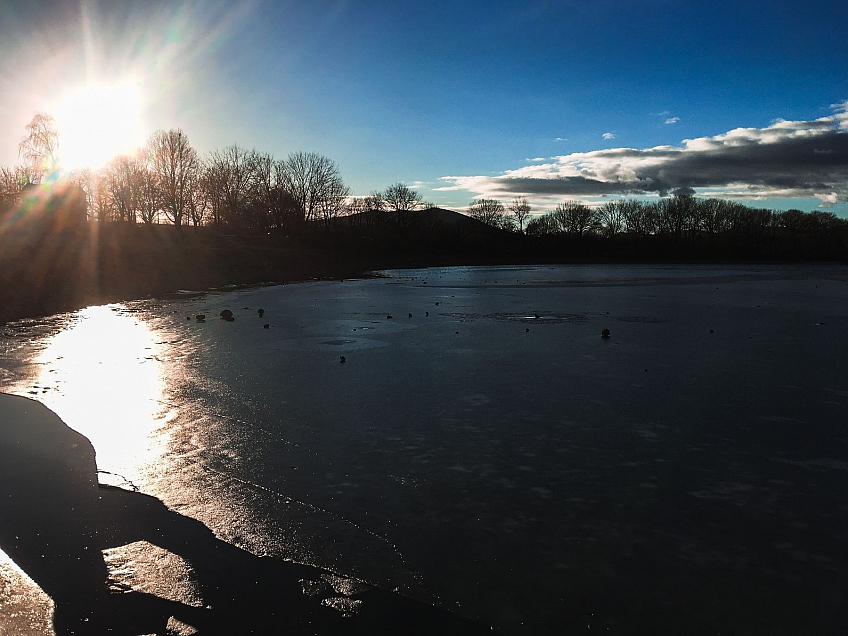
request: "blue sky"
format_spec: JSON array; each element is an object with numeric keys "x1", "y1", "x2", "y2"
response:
[{"x1": 1, "y1": 0, "x2": 846, "y2": 214}]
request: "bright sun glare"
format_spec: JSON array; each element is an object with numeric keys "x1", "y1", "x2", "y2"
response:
[{"x1": 53, "y1": 80, "x2": 144, "y2": 170}]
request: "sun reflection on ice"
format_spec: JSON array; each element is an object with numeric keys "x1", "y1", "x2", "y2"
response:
[
  {"x1": 32, "y1": 304, "x2": 171, "y2": 484},
  {"x1": 0, "y1": 547, "x2": 55, "y2": 634},
  {"x1": 1, "y1": 303, "x2": 198, "y2": 633}
]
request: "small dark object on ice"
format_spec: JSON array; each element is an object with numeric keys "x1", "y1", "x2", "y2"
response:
[
  {"x1": 423, "y1": 281, "x2": 427, "y2": 285},
  {"x1": 387, "y1": 315, "x2": 393, "y2": 319},
  {"x1": 534, "y1": 313, "x2": 540, "y2": 319},
  {"x1": 710, "y1": 329, "x2": 714, "y2": 333},
  {"x1": 525, "y1": 328, "x2": 529, "y2": 332},
  {"x1": 264, "y1": 324, "x2": 270, "y2": 329},
  {"x1": 435, "y1": 302, "x2": 439, "y2": 306},
  {"x1": 258, "y1": 309, "x2": 265, "y2": 317},
  {"x1": 195, "y1": 314, "x2": 205, "y2": 321},
  {"x1": 409, "y1": 313, "x2": 413, "y2": 318},
  {"x1": 426, "y1": 311, "x2": 429, "y2": 316},
  {"x1": 186, "y1": 316, "x2": 191, "y2": 320},
  {"x1": 340, "y1": 356, "x2": 346, "y2": 363},
  {"x1": 455, "y1": 331, "x2": 459, "y2": 334},
  {"x1": 601, "y1": 328, "x2": 611, "y2": 338},
  {"x1": 220, "y1": 309, "x2": 234, "y2": 320}
]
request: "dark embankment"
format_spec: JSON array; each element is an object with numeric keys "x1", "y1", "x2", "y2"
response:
[
  {"x1": 0, "y1": 212, "x2": 522, "y2": 325},
  {"x1": 0, "y1": 223, "x2": 368, "y2": 325},
  {"x1": 2, "y1": 205, "x2": 846, "y2": 325}
]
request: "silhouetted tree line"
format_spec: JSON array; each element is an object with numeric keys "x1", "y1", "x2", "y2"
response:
[
  {"x1": 1, "y1": 116, "x2": 446, "y2": 237},
  {"x1": 2, "y1": 113, "x2": 845, "y2": 260},
  {"x1": 1, "y1": 114, "x2": 354, "y2": 233},
  {"x1": 515, "y1": 196, "x2": 847, "y2": 259}
]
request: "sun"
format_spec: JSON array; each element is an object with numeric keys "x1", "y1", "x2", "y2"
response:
[{"x1": 53, "y1": 80, "x2": 144, "y2": 171}]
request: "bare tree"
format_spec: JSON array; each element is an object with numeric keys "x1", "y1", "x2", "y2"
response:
[
  {"x1": 253, "y1": 153, "x2": 275, "y2": 230},
  {"x1": 468, "y1": 199, "x2": 509, "y2": 228},
  {"x1": 552, "y1": 200, "x2": 599, "y2": 237},
  {"x1": 365, "y1": 190, "x2": 386, "y2": 212},
  {"x1": 148, "y1": 129, "x2": 198, "y2": 227},
  {"x1": 207, "y1": 145, "x2": 258, "y2": 228},
  {"x1": 251, "y1": 154, "x2": 300, "y2": 232},
  {"x1": 65, "y1": 168, "x2": 93, "y2": 221},
  {"x1": 509, "y1": 197, "x2": 531, "y2": 233},
  {"x1": 621, "y1": 200, "x2": 648, "y2": 237},
  {"x1": 102, "y1": 154, "x2": 146, "y2": 223},
  {"x1": 0, "y1": 167, "x2": 17, "y2": 202},
  {"x1": 279, "y1": 151, "x2": 347, "y2": 227},
  {"x1": 182, "y1": 159, "x2": 207, "y2": 228},
  {"x1": 343, "y1": 197, "x2": 368, "y2": 229},
  {"x1": 90, "y1": 175, "x2": 113, "y2": 223},
  {"x1": 774, "y1": 208, "x2": 805, "y2": 239},
  {"x1": 384, "y1": 183, "x2": 422, "y2": 213},
  {"x1": 316, "y1": 177, "x2": 351, "y2": 227},
  {"x1": 270, "y1": 160, "x2": 300, "y2": 231},
  {"x1": 344, "y1": 197, "x2": 366, "y2": 216},
  {"x1": 655, "y1": 193, "x2": 696, "y2": 241},
  {"x1": 525, "y1": 213, "x2": 558, "y2": 237},
  {"x1": 362, "y1": 190, "x2": 388, "y2": 227},
  {"x1": 383, "y1": 183, "x2": 422, "y2": 229},
  {"x1": 0, "y1": 165, "x2": 31, "y2": 209},
  {"x1": 134, "y1": 154, "x2": 160, "y2": 225},
  {"x1": 597, "y1": 200, "x2": 625, "y2": 238},
  {"x1": 200, "y1": 158, "x2": 227, "y2": 228},
  {"x1": 18, "y1": 113, "x2": 59, "y2": 180}
]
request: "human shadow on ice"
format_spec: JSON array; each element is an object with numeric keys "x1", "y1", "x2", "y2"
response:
[{"x1": 0, "y1": 394, "x2": 493, "y2": 635}]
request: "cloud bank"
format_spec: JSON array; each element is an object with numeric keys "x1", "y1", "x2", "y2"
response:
[{"x1": 439, "y1": 103, "x2": 848, "y2": 206}]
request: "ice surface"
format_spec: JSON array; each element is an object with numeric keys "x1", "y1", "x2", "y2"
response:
[{"x1": 3, "y1": 264, "x2": 848, "y2": 635}]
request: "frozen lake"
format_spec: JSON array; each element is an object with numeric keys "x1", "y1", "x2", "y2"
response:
[{"x1": 2, "y1": 264, "x2": 848, "y2": 634}]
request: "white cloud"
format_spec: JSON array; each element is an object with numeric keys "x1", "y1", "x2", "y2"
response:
[
  {"x1": 602, "y1": 132, "x2": 616, "y2": 140},
  {"x1": 554, "y1": 137, "x2": 567, "y2": 142},
  {"x1": 665, "y1": 117, "x2": 680, "y2": 124},
  {"x1": 833, "y1": 100, "x2": 848, "y2": 130},
  {"x1": 817, "y1": 192, "x2": 838, "y2": 207},
  {"x1": 439, "y1": 102, "x2": 848, "y2": 206}
]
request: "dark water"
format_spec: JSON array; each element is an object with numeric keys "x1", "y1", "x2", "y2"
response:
[{"x1": 2, "y1": 264, "x2": 848, "y2": 634}]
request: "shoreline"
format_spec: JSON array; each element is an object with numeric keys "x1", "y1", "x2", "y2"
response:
[
  {"x1": 3, "y1": 254, "x2": 844, "y2": 328},
  {"x1": 1, "y1": 221, "x2": 844, "y2": 326}
]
